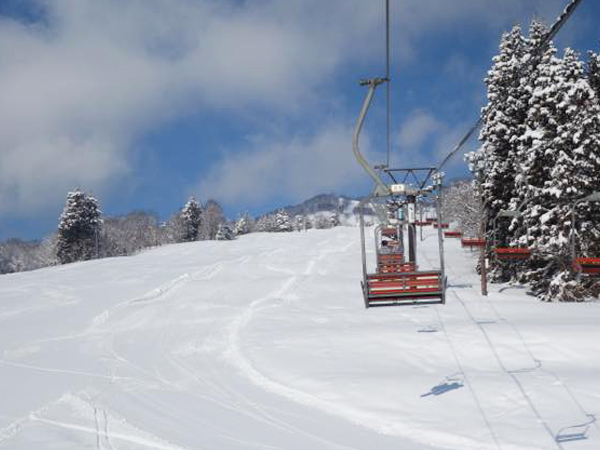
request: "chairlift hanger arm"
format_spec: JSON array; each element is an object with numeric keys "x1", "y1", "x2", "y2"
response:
[
  {"x1": 437, "y1": 0, "x2": 584, "y2": 172},
  {"x1": 353, "y1": 78, "x2": 391, "y2": 197}
]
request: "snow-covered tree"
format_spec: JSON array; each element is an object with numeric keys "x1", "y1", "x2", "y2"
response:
[
  {"x1": 467, "y1": 23, "x2": 545, "y2": 280},
  {"x1": 201, "y1": 200, "x2": 225, "y2": 240},
  {"x1": 101, "y1": 211, "x2": 160, "y2": 255},
  {"x1": 56, "y1": 190, "x2": 102, "y2": 264},
  {"x1": 588, "y1": 49, "x2": 600, "y2": 98},
  {"x1": 303, "y1": 215, "x2": 313, "y2": 230},
  {"x1": 215, "y1": 223, "x2": 234, "y2": 240},
  {"x1": 441, "y1": 181, "x2": 482, "y2": 238},
  {"x1": 293, "y1": 215, "x2": 304, "y2": 232},
  {"x1": 329, "y1": 212, "x2": 340, "y2": 227},
  {"x1": 517, "y1": 48, "x2": 600, "y2": 300},
  {"x1": 233, "y1": 213, "x2": 251, "y2": 236},
  {"x1": 314, "y1": 215, "x2": 331, "y2": 229},
  {"x1": 274, "y1": 209, "x2": 293, "y2": 232},
  {"x1": 181, "y1": 197, "x2": 202, "y2": 242}
]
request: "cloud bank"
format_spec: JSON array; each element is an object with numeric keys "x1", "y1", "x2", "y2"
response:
[{"x1": 0, "y1": 0, "x2": 569, "y2": 220}]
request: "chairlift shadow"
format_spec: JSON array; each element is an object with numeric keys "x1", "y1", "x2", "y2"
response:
[
  {"x1": 448, "y1": 283, "x2": 473, "y2": 289},
  {"x1": 475, "y1": 319, "x2": 497, "y2": 325},
  {"x1": 417, "y1": 325, "x2": 439, "y2": 333},
  {"x1": 499, "y1": 285, "x2": 527, "y2": 293},
  {"x1": 555, "y1": 415, "x2": 596, "y2": 443},
  {"x1": 508, "y1": 359, "x2": 542, "y2": 374},
  {"x1": 421, "y1": 374, "x2": 464, "y2": 397}
]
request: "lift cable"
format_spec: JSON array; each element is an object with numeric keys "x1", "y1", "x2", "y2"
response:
[
  {"x1": 386, "y1": 0, "x2": 391, "y2": 168},
  {"x1": 437, "y1": 0, "x2": 584, "y2": 172}
]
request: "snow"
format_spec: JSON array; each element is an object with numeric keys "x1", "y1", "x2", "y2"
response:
[{"x1": 1, "y1": 227, "x2": 599, "y2": 450}]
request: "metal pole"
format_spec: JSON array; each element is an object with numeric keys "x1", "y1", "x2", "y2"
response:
[
  {"x1": 353, "y1": 79, "x2": 390, "y2": 197},
  {"x1": 480, "y1": 218, "x2": 488, "y2": 296},
  {"x1": 407, "y1": 195, "x2": 416, "y2": 263},
  {"x1": 436, "y1": 192, "x2": 446, "y2": 276},
  {"x1": 359, "y1": 199, "x2": 369, "y2": 277}
]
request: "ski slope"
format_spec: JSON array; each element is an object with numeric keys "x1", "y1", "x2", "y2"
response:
[{"x1": 1, "y1": 226, "x2": 599, "y2": 450}]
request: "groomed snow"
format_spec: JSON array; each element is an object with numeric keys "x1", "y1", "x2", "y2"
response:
[{"x1": 1, "y1": 226, "x2": 599, "y2": 450}]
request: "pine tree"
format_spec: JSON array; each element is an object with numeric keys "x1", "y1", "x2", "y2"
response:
[
  {"x1": 181, "y1": 197, "x2": 202, "y2": 242},
  {"x1": 588, "y1": 49, "x2": 600, "y2": 98},
  {"x1": 56, "y1": 190, "x2": 102, "y2": 264},
  {"x1": 467, "y1": 24, "x2": 531, "y2": 280},
  {"x1": 233, "y1": 213, "x2": 251, "y2": 236},
  {"x1": 215, "y1": 223, "x2": 234, "y2": 240},
  {"x1": 329, "y1": 212, "x2": 340, "y2": 227},
  {"x1": 293, "y1": 215, "x2": 304, "y2": 232},
  {"x1": 539, "y1": 49, "x2": 600, "y2": 300},
  {"x1": 274, "y1": 209, "x2": 293, "y2": 232}
]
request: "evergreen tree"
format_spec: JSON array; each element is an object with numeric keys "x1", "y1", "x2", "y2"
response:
[
  {"x1": 329, "y1": 212, "x2": 340, "y2": 227},
  {"x1": 215, "y1": 223, "x2": 234, "y2": 240},
  {"x1": 181, "y1": 197, "x2": 202, "y2": 242},
  {"x1": 469, "y1": 23, "x2": 549, "y2": 281},
  {"x1": 56, "y1": 190, "x2": 102, "y2": 264},
  {"x1": 524, "y1": 49, "x2": 600, "y2": 300},
  {"x1": 294, "y1": 215, "x2": 304, "y2": 232},
  {"x1": 233, "y1": 213, "x2": 251, "y2": 236},
  {"x1": 274, "y1": 209, "x2": 292, "y2": 232},
  {"x1": 304, "y1": 215, "x2": 313, "y2": 230},
  {"x1": 588, "y1": 49, "x2": 600, "y2": 98}
]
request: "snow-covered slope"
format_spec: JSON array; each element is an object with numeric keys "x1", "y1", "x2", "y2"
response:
[{"x1": 1, "y1": 227, "x2": 599, "y2": 450}]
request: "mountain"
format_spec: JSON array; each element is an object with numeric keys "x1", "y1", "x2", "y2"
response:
[{"x1": 262, "y1": 193, "x2": 375, "y2": 226}]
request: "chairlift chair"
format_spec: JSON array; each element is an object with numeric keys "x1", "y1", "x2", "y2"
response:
[
  {"x1": 461, "y1": 237, "x2": 486, "y2": 248},
  {"x1": 358, "y1": 190, "x2": 446, "y2": 307},
  {"x1": 492, "y1": 210, "x2": 532, "y2": 263},
  {"x1": 351, "y1": 2, "x2": 446, "y2": 308},
  {"x1": 433, "y1": 223, "x2": 449, "y2": 229},
  {"x1": 444, "y1": 230, "x2": 462, "y2": 238},
  {"x1": 571, "y1": 192, "x2": 600, "y2": 277},
  {"x1": 495, "y1": 247, "x2": 532, "y2": 261}
]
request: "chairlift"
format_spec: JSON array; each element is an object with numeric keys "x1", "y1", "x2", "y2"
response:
[
  {"x1": 444, "y1": 230, "x2": 462, "y2": 238},
  {"x1": 492, "y1": 210, "x2": 532, "y2": 263},
  {"x1": 433, "y1": 223, "x2": 449, "y2": 229},
  {"x1": 351, "y1": 0, "x2": 446, "y2": 307},
  {"x1": 415, "y1": 220, "x2": 432, "y2": 227},
  {"x1": 461, "y1": 237, "x2": 486, "y2": 248},
  {"x1": 495, "y1": 247, "x2": 532, "y2": 260},
  {"x1": 356, "y1": 178, "x2": 446, "y2": 307},
  {"x1": 571, "y1": 192, "x2": 600, "y2": 277}
]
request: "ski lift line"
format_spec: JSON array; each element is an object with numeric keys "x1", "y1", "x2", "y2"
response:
[{"x1": 437, "y1": 0, "x2": 585, "y2": 172}]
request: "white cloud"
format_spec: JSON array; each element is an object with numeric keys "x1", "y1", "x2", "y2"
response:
[
  {"x1": 397, "y1": 110, "x2": 444, "y2": 150},
  {"x1": 195, "y1": 125, "x2": 383, "y2": 205},
  {"x1": 0, "y1": 0, "x2": 576, "y2": 221},
  {"x1": 393, "y1": 109, "x2": 476, "y2": 171}
]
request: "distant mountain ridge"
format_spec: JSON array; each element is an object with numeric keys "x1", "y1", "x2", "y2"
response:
[{"x1": 261, "y1": 193, "x2": 374, "y2": 227}]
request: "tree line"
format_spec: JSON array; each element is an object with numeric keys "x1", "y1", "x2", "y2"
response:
[{"x1": 0, "y1": 191, "x2": 341, "y2": 275}]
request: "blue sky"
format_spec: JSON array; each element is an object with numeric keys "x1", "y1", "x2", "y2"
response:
[{"x1": 0, "y1": 0, "x2": 599, "y2": 240}]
